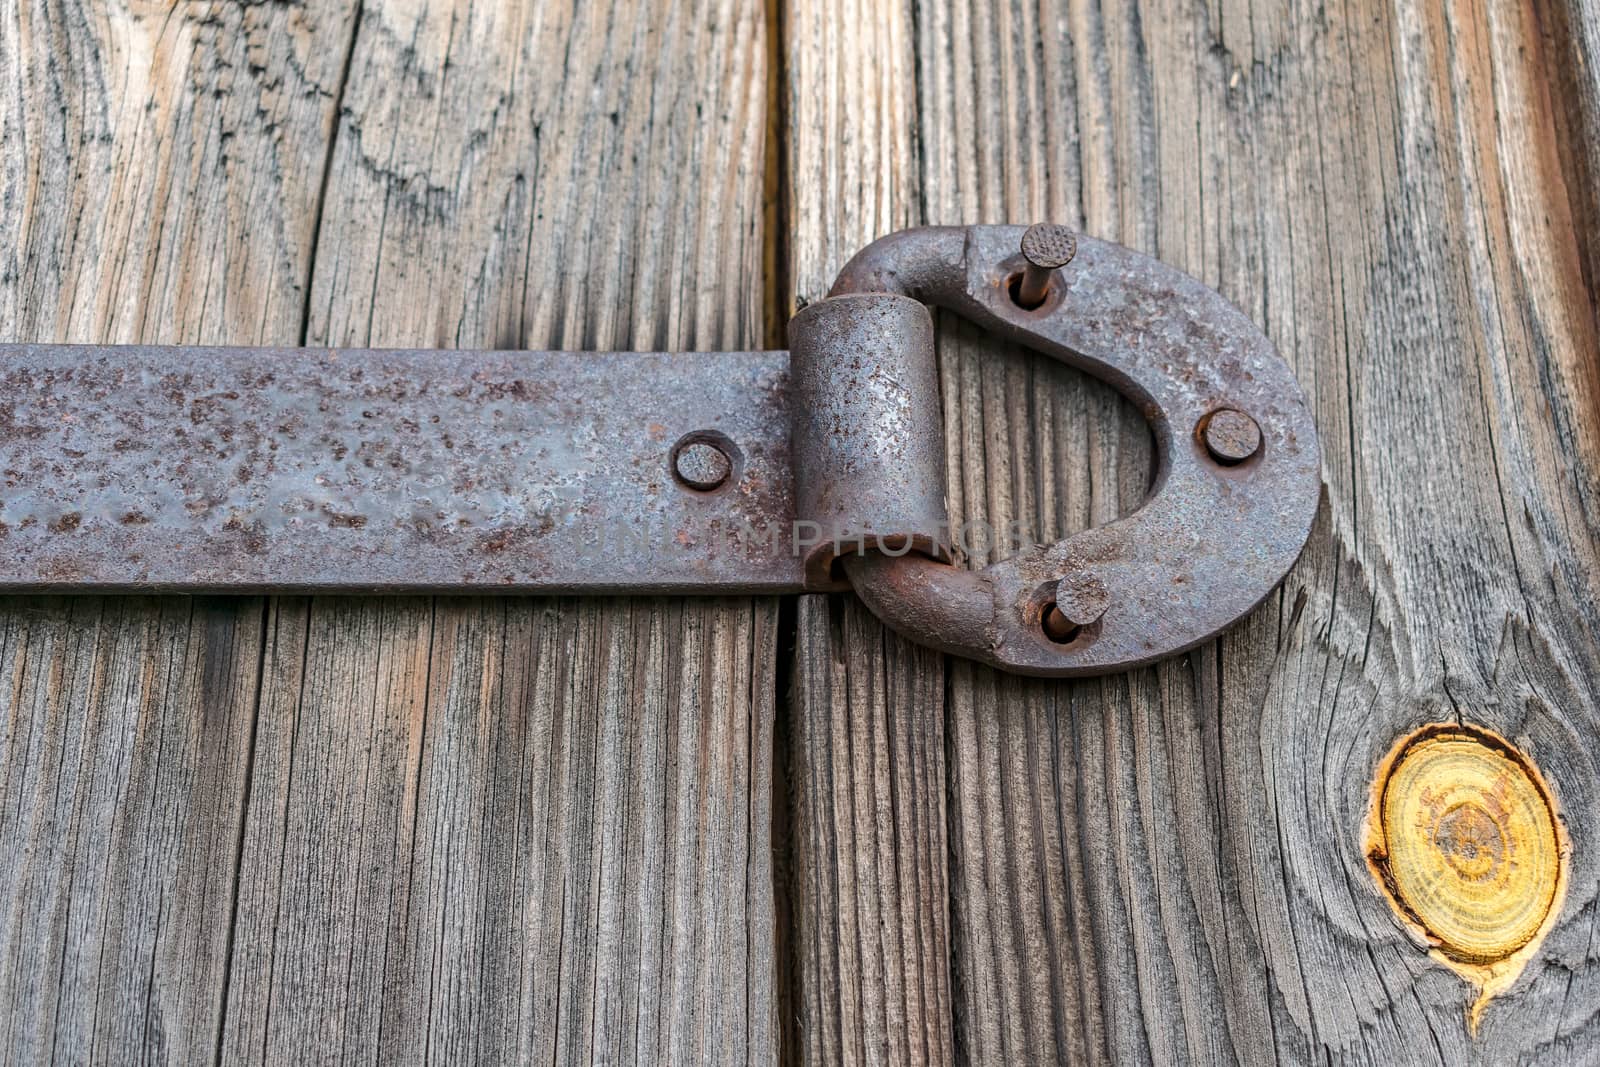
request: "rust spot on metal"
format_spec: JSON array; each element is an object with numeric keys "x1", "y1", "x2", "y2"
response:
[{"x1": 322, "y1": 511, "x2": 369, "y2": 530}]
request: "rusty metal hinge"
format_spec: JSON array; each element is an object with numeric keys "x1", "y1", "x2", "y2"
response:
[{"x1": 0, "y1": 225, "x2": 1320, "y2": 677}]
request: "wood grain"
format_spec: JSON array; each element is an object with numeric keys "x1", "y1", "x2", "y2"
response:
[
  {"x1": 0, "y1": 597, "x2": 266, "y2": 1064},
  {"x1": 0, "y1": 0, "x2": 777, "y2": 1063},
  {"x1": 0, "y1": 0, "x2": 355, "y2": 1061},
  {"x1": 1547, "y1": 0, "x2": 1600, "y2": 297},
  {"x1": 785, "y1": 0, "x2": 1600, "y2": 1062},
  {"x1": 787, "y1": 595, "x2": 953, "y2": 1066},
  {"x1": 779, "y1": 1, "x2": 962, "y2": 1063},
  {"x1": 225, "y1": 0, "x2": 779, "y2": 1062}
]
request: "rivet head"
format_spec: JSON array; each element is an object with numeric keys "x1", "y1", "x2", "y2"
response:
[
  {"x1": 1202, "y1": 408, "x2": 1262, "y2": 465},
  {"x1": 1055, "y1": 570, "x2": 1109, "y2": 627},
  {"x1": 1020, "y1": 223, "x2": 1078, "y2": 269},
  {"x1": 672, "y1": 439, "x2": 733, "y2": 491}
]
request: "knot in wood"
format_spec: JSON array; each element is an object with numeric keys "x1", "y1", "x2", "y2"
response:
[{"x1": 1366, "y1": 724, "x2": 1566, "y2": 983}]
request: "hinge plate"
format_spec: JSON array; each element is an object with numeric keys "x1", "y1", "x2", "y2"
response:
[{"x1": 0, "y1": 344, "x2": 819, "y2": 594}]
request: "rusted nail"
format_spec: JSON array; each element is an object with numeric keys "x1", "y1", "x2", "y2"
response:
[
  {"x1": 1202, "y1": 408, "x2": 1262, "y2": 465},
  {"x1": 1016, "y1": 223, "x2": 1077, "y2": 308},
  {"x1": 672, "y1": 437, "x2": 732, "y2": 491},
  {"x1": 1040, "y1": 604, "x2": 1080, "y2": 643},
  {"x1": 1055, "y1": 570, "x2": 1110, "y2": 626}
]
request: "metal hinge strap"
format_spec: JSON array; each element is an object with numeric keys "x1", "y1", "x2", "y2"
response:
[
  {"x1": 0, "y1": 344, "x2": 815, "y2": 594},
  {"x1": 0, "y1": 225, "x2": 1322, "y2": 677}
]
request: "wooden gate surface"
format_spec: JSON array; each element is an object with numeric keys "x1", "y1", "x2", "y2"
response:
[{"x1": 1, "y1": 0, "x2": 1597, "y2": 1063}]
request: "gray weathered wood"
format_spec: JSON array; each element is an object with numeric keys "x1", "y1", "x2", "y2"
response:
[
  {"x1": 785, "y1": 0, "x2": 1600, "y2": 1063},
  {"x1": 1549, "y1": 0, "x2": 1600, "y2": 294},
  {"x1": 780, "y1": 1, "x2": 960, "y2": 1062},
  {"x1": 0, "y1": 0, "x2": 356, "y2": 1060},
  {"x1": 0, "y1": 0, "x2": 777, "y2": 1063},
  {"x1": 0, "y1": 597, "x2": 265, "y2": 1063},
  {"x1": 219, "y1": 1, "x2": 778, "y2": 1059},
  {"x1": 787, "y1": 596, "x2": 953, "y2": 1066}
]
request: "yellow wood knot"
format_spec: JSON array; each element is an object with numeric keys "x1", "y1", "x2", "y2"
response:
[{"x1": 1366, "y1": 724, "x2": 1568, "y2": 1025}]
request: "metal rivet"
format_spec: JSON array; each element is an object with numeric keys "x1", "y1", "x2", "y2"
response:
[
  {"x1": 1016, "y1": 223, "x2": 1077, "y2": 308},
  {"x1": 672, "y1": 439, "x2": 732, "y2": 491},
  {"x1": 1202, "y1": 408, "x2": 1262, "y2": 465}
]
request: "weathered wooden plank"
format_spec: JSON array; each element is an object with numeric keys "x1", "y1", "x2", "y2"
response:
[
  {"x1": 0, "y1": 0, "x2": 357, "y2": 1061},
  {"x1": 780, "y1": 1, "x2": 960, "y2": 1063},
  {"x1": 0, "y1": 0, "x2": 358, "y2": 348},
  {"x1": 788, "y1": 596, "x2": 952, "y2": 1066},
  {"x1": 216, "y1": 596, "x2": 433, "y2": 1063},
  {"x1": 218, "y1": 0, "x2": 779, "y2": 1063},
  {"x1": 788, "y1": 0, "x2": 1600, "y2": 1063},
  {"x1": 0, "y1": 598, "x2": 265, "y2": 1064},
  {"x1": 1547, "y1": 0, "x2": 1600, "y2": 293},
  {"x1": 1, "y1": 0, "x2": 778, "y2": 1063}
]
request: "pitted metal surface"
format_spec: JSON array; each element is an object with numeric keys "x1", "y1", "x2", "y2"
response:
[
  {"x1": 821, "y1": 224, "x2": 1322, "y2": 676},
  {"x1": 0, "y1": 225, "x2": 1320, "y2": 677},
  {"x1": 787, "y1": 292, "x2": 949, "y2": 586},
  {"x1": 0, "y1": 344, "x2": 810, "y2": 593}
]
